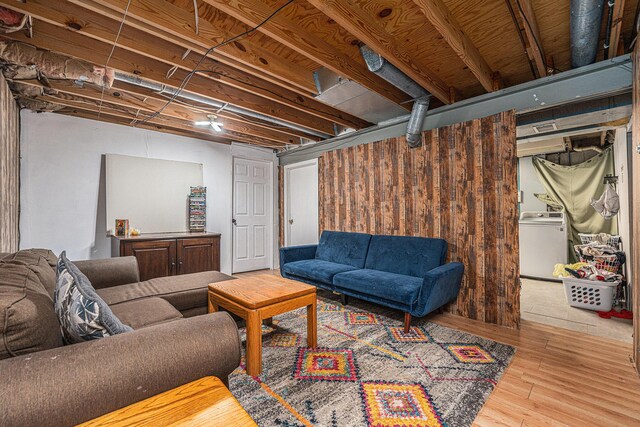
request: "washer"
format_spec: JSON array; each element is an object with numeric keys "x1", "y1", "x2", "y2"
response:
[{"x1": 519, "y1": 211, "x2": 568, "y2": 281}]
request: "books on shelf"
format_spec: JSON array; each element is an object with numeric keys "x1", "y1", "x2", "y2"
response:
[{"x1": 188, "y1": 186, "x2": 206, "y2": 232}]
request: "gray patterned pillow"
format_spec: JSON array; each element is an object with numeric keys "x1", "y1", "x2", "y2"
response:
[{"x1": 54, "y1": 252, "x2": 132, "y2": 343}]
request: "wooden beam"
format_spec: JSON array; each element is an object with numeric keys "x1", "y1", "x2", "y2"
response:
[
  {"x1": 608, "y1": 0, "x2": 626, "y2": 59},
  {"x1": 55, "y1": 107, "x2": 239, "y2": 145},
  {"x1": 1, "y1": 21, "x2": 336, "y2": 136},
  {"x1": 0, "y1": 0, "x2": 370, "y2": 130},
  {"x1": 54, "y1": 103, "x2": 281, "y2": 149},
  {"x1": 111, "y1": 81, "x2": 314, "y2": 142},
  {"x1": 514, "y1": 0, "x2": 547, "y2": 78},
  {"x1": 32, "y1": 92, "x2": 281, "y2": 147},
  {"x1": 69, "y1": 0, "x2": 317, "y2": 95},
  {"x1": 11, "y1": 78, "x2": 301, "y2": 144},
  {"x1": 411, "y1": 0, "x2": 499, "y2": 92},
  {"x1": 199, "y1": 0, "x2": 414, "y2": 107},
  {"x1": 303, "y1": 0, "x2": 453, "y2": 103}
]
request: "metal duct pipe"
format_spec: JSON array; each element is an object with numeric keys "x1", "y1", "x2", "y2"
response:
[
  {"x1": 406, "y1": 96, "x2": 431, "y2": 148},
  {"x1": 571, "y1": 0, "x2": 606, "y2": 68},
  {"x1": 114, "y1": 72, "x2": 333, "y2": 139},
  {"x1": 360, "y1": 45, "x2": 431, "y2": 147},
  {"x1": 360, "y1": 45, "x2": 429, "y2": 99}
]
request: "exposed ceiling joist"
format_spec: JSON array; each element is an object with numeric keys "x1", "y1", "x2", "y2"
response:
[
  {"x1": 1, "y1": 20, "x2": 337, "y2": 135},
  {"x1": 1, "y1": 0, "x2": 370, "y2": 130},
  {"x1": 303, "y1": 0, "x2": 452, "y2": 104},
  {"x1": 199, "y1": 0, "x2": 414, "y2": 108},
  {"x1": 411, "y1": 0, "x2": 500, "y2": 93},
  {"x1": 608, "y1": 0, "x2": 626, "y2": 58},
  {"x1": 110, "y1": 80, "x2": 315, "y2": 141},
  {"x1": 55, "y1": 107, "x2": 281, "y2": 146},
  {"x1": 514, "y1": 0, "x2": 548, "y2": 77},
  {"x1": 10, "y1": 78, "x2": 301, "y2": 145},
  {"x1": 35, "y1": 91, "x2": 281, "y2": 146},
  {"x1": 70, "y1": 0, "x2": 317, "y2": 95}
]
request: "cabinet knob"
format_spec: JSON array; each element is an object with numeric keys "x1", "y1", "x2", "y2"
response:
[
  {"x1": 232, "y1": 218, "x2": 237, "y2": 225},
  {"x1": 289, "y1": 219, "x2": 294, "y2": 225}
]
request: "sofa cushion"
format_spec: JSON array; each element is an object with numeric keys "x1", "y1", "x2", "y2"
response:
[
  {"x1": 97, "y1": 271, "x2": 234, "y2": 313},
  {"x1": 2, "y1": 249, "x2": 58, "y2": 297},
  {"x1": 54, "y1": 252, "x2": 132, "y2": 344},
  {"x1": 283, "y1": 259, "x2": 358, "y2": 285},
  {"x1": 333, "y1": 269, "x2": 424, "y2": 306},
  {"x1": 364, "y1": 235, "x2": 447, "y2": 277},
  {"x1": 315, "y1": 230, "x2": 372, "y2": 268},
  {"x1": 0, "y1": 251, "x2": 63, "y2": 360},
  {"x1": 110, "y1": 297, "x2": 183, "y2": 329}
]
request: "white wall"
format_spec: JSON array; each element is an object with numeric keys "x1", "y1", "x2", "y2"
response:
[
  {"x1": 613, "y1": 128, "x2": 631, "y2": 283},
  {"x1": 20, "y1": 111, "x2": 278, "y2": 274},
  {"x1": 518, "y1": 156, "x2": 547, "y2": 213}
]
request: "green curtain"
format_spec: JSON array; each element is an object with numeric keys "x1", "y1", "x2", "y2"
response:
[{"x1": 532, "y1": 148, "x2": 617, "y2": 262}]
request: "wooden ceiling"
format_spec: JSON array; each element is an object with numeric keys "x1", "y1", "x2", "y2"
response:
[{"x1": 0, "y1": 0, "x2": 637, "y2": 148}]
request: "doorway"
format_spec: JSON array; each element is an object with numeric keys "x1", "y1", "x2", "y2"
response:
[
  {"x1": 284, "y1": 159, "x2": 319, "y2": 246},
  {"x1": 517, "y1": 127, "x2": 633, "y2": 342},
  {"x1": 232, "y1": 157, "x2": 273, "y2": 273}
]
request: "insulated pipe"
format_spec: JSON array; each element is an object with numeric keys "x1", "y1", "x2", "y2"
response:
[
  {"x1": 571, "y1": 0, "x2": 606, "y2": 68},
  {"x1": 114, "y1": 72, "x2": 333, "y2": 139},
  {"x1": 406, "y1": 96, "x2": 431, "y2": 148}
]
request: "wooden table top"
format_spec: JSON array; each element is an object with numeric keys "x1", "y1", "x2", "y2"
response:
[
  {"x1": 208, "y1": 274, "x2": 315, "y2": 309},
  {"x1": 78, "y1": 377, "x2": 256, "y2": 427}
]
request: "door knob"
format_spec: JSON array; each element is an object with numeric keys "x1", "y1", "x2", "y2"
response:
[
  {"x1": 289, "y1": 219, "x2": 294, "y2": 225},
  {"x1": 232, "y1": 218, "x2": 237, "y2": 225}
]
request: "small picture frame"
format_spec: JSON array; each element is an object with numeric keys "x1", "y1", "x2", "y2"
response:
[{"x1": 115, "y1": 219, "x2": 129, "y2": 237}]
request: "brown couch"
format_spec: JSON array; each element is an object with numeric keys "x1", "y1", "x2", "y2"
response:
[{"x1": 0, "y1": 249, "x2": 241, "y2": 427}]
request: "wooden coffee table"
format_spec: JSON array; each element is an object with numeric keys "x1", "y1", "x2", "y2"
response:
[
  {"x1": 208, "y1": 274, "x2": 317, "y2": 376},
  {"x1": 79, "y1": 376, "x2": 256, "y2": 426}
]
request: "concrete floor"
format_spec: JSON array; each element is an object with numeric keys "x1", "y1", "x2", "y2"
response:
[{"x1": 520, "y1": 278, "x2": 633, "y2": 343}]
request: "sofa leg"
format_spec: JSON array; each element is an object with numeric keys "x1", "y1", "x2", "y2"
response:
[
  {"x1": 404, "y1": 313, "x2": 411, "y2": 334},
  {"x1": 341, "y1": 294, "x2": 349, "y2": 306}
]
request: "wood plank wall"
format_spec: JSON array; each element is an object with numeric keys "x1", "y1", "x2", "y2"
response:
[
  {"x1": 0, "y1": 73, "x2": 20, "y2": 252},
  {"x1": 318, "y1": 111, "x2": 520, "y2": 328}
]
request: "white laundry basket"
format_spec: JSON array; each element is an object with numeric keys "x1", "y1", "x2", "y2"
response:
[{"x1": 562, "y1": 277, "x2": 619, "y2": 311}]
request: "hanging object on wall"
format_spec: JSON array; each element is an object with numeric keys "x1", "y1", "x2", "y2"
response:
[
  {"x1": 188, "y1": 186, "x2": 206, "y2": 232},
  {"x1": 591, "y1": 182, "x2": 620, "y2": 218}
]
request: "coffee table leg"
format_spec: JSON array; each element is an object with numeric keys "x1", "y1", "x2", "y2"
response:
[
  {"x1": 245, "y1": 310, "x2": 262, "y2": 377},
  {"x1": 307, "y1": 299, "x2": 317, "y2": 348},
  {"x1": 208, "y1": 293, "x2": 218, "y2": 314}
]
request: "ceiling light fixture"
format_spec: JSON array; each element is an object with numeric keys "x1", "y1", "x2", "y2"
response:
[{"x1": 194, "y1": 115, "x2": 224, "y2": 132}]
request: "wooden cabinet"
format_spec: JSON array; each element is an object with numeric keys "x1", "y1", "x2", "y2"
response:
[{"x1": 113, "y1": 233, "x2": 221, "y2": 281}]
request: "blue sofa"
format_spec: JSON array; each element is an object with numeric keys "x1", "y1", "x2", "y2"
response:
[{"x1": 280, "y1": 230, "x2": 464, "y2": 332}]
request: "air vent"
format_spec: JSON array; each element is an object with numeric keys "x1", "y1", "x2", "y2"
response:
[{"x1": 532, "y1": 123, "x2": 558, "y2": 134}]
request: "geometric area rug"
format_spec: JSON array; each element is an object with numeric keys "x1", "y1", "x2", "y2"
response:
[{"x1": 230, "y1": 291, "x2": 515, "y2": 427}]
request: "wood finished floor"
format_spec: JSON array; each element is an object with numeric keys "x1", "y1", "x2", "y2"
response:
[{"x1": 235, "y1": 269, "x2": 640, "y2": 426}]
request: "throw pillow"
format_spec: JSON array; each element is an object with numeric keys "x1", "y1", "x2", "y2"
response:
[{"x1": 54, "y1": 252, "x2": 132, "y2": 344}]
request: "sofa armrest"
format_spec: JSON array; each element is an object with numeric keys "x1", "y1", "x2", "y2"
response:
[
  {"x1": 74, "y1": 256, "x2": 140, "y2": 289},
  {"x1": 0, "y1": 312, "x2": 241, "y2": 427},
  {"x1": 279, "y1": 244, "x2": 318, "y2": 271},
  {"x1": 413, "y1": 262, "x2": 464, "y2": 317}
]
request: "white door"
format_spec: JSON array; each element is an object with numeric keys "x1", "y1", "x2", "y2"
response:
[
  {"x1": 285, "y1": 159, "x2": 319, "y2": 246},
  {"x1": 233, "y1": 158, "x2": 272, "y2": 273}
]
